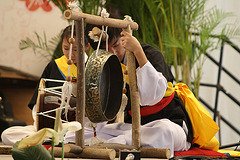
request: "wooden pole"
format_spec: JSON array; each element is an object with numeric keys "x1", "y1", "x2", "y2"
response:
[
  {"x1": 75, "y1": 18, "x2": 85, "y2": 147},
  {"x1": 140, "y1": 148, "x2": 171, "y2": 159},
  {"x1": 123, "y1": 25, "x2": 141, "y2": 149},
  {"x1": 64, "y1": 10, "x2": 138, "y2": 30},
  {"x1": 49, "y1": 147, "x2": 116, "y2": 160},
  {"x1": 89, "y1": 144, "x2": 171, "y2": 158}
]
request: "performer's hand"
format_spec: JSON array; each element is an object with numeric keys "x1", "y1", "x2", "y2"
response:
[
  {"x1": 120, "y1": 31, "x2": 148, "y2": 68},
  {"x1": 120, "y1": 31, "x2": 141, "y2": 53}
]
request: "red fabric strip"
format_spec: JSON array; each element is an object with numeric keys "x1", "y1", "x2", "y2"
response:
[
  {"x1": 174, "y1": 147, "x2": 227, "y2": 157},
  {"x1": 128, "y1": 92, "x2": 175, "y2": 117}
]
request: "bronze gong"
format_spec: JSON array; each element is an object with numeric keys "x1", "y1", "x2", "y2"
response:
[{"x1": 85, "y1": 49, "x2": 123, "y2": 123}]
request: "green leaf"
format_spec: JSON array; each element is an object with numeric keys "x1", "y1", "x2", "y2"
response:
[
  {"x1": 19, "y1": 40, "x2": 30, "y2": 50},
  {"x1": 12, "y1": 141, "x2": 52, "y2": 160}
]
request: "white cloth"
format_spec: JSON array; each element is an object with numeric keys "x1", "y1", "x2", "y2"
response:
[
  {"x1": 2, "y1": 112, "x2": 190, "y2": 158},
  {"x1": 58, "y1": 119, "x2": 191, "y2": 157},
  {"x1": 85, "y1": 52, "x2": 88, "y2": 63},
  {"x1": 1, "y1": 125, "x2": 36, "y2": 145},
  {"x1": 136, "y1": 61, "x2": 167, "y2": 106}
]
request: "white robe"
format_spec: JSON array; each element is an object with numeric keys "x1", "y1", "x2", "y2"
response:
[{"x1": 1, "y1": 62, "x2": 190, "y2": 157}]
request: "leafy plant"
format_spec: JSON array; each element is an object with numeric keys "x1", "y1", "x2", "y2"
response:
[{"x1": 19, "y1": 31, "x2": 62, "y2": 61}]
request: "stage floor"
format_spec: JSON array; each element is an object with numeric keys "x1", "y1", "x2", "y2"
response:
[{"x1": 0, "y1": 155, "x2": 167, "y2": 160}]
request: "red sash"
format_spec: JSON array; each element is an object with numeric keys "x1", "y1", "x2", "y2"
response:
[{"x1": 128, "y1": 92, "x2": 175, "y2": 117}]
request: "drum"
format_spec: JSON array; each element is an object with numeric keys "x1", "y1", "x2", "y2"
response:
[
  {"x1": 36, "y1": 79, "x2": 76, "y2": 130},
  {"x1": 85, "y1": 49, "x2": 123, "y2": 123}
]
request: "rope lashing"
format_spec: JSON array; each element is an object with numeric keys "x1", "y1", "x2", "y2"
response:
[
  {"x1": 88, "y1": 8, "x2": 110, "y2": 54},
  {"x1": 37, "y1": 110, "x2": 68, "y2": 123}
]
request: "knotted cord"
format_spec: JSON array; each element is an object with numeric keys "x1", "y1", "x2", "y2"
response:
[
  {"x1": 36, "y1": 78, "x2": 76, "y2": 122},
  {"x1": 59, "y1": 0, "x2": 81, "y2": 120}
]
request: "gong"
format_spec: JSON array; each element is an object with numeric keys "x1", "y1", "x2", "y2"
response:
[{"x1": 85, "y1": 49, "x2": 123, "y2": 123}]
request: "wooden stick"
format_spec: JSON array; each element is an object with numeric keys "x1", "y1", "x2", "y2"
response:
[
  {"x1": 48, "y1": 144, "x2": 83, "y2": 155},
  {"x1": 49, "y1": 146, "x2": 116, "y2": 160},
  {"x1": 92, "y1": 27, "x2": 108, "y2": 41},
  {"x1": 123, "y1": 25, "x2": 141, "y2": 149},
  {"x1": 64, "y1": 144, "x2": 83, "y2": 154},
  {"x1": 75, "y1": 18, "x2": 85, "y2": 147},
  {"x1": 140, "y1": 148, "x2": 171, "y2": 159},
  {"x1": 88, "y1": 143, "x2": 137, "y2": 153},
  {"x1": 88, "y1": 143, "x2": 170, "y2": 159},
  {"x1": 48, "y1": 146, "x2": 79, "y2": 158},
  {"x1": 80, "y1": 147, "x2": 116, "y2": 159},
  {"x1": 64, "y1": 10, "x2": 138, "y2": 30}
]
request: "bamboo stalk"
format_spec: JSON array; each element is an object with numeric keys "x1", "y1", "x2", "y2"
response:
[{"x1": 64, "y1": 10, "x2": 138, "y2": 30}]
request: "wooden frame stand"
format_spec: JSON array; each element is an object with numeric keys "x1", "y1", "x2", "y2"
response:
[{"x1": 63, "y1": 10, "x2": 170, "y2": 159}]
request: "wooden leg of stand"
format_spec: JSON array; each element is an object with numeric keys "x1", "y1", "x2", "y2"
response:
[
  {"x1": 75, "y1": 18, "x2": 85, "y2": 147},
  {"x1": 123, "y1": 25, "x2": 141, "y2": 150}
]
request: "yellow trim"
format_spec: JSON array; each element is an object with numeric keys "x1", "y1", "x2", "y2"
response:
[
  {"x1": 121, "y1": 63, "x2": 129, "y2": 85},
  {"x1": 164, "y1": 82, "x2": 175, "y2": 97},
  {"x1": 55, "y1": 56, "x2": 77, "y2": 78}
]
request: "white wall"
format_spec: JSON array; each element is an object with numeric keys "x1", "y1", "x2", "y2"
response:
[
  {"x1": 0, "y1": 0, "x2": 68, "y2": 78},
  {"x1": 200, "y1": 0, "x2": 240, "y2": 146}
]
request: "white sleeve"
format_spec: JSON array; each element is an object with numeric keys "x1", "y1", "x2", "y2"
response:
[{"x1": 136, "y1": 61, "x2": 167, "y2": 106}]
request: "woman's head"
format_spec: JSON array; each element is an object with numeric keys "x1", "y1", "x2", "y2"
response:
[
  {"x1": 85, "y1": 23, "x2": 126, "y2": 61},
  {"x1": 61, "y1": 25, "x2": 78, "y2": 64},
  {"x1": 61, "y1": 25, "x2": 89, "y2": 64}
]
